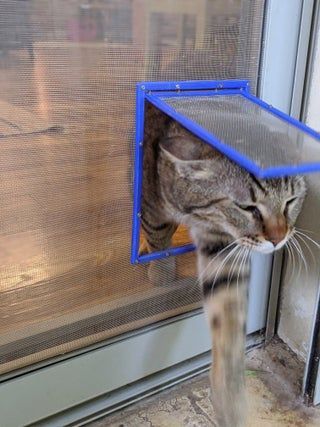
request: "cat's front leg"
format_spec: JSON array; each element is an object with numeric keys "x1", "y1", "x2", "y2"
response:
[
  {"x1": 199, "y1": 243, "x2": 250, "y2": 427},
  {"x1": 140, "y1": 215, "x2": 177, "y2": 286}
]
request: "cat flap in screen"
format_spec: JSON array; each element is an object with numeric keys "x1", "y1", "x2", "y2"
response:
[{"x1": 131, "y1": 79, "x2": 320, "y2": 264}]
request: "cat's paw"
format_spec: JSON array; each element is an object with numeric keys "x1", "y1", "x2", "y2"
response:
[
  {"x1": 148, "y1": 257, "x2": 176, "y2": 286},
  {"x1": 139, "y1": 239, "x2": 149, "y2": 256}
]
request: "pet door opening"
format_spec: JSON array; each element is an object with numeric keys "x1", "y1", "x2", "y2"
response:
[{"x1": 131, "y1": 79, "x2": 320, "y2": 264}]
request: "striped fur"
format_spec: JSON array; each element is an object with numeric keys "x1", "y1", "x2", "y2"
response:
[{"x1": 141, "y1": 104, "x2": 306, "y2": 426}]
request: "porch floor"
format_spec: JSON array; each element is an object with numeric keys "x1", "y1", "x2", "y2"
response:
[{"x1": 89, "y1": 339, "x2": 320, "y2": 426}]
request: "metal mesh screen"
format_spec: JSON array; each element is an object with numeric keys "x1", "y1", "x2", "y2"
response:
[
  {"x1": 161, "y1": 95, "x2": 320, "y2": 170},
  {"x1": 0, "y1": 0, "x2": 265, "y2": 374}
]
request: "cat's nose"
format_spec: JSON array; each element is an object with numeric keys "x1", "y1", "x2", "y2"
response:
[
  {"x1": 264, "y1": 215, "x2": 287, "y2": 246},
  {"x1": 269, "y1": 235, "x2": 284, "y2": 246}
]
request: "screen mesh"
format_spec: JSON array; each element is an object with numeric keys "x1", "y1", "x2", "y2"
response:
[
  {"x1": 161, "y1": 95, "x2": 320, "y2": 171},
  {"x1": 0, "y1": 0, "x2": 265, "y2": 374}
]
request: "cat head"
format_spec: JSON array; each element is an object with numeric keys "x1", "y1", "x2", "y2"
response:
[{"x1": 158, "y1": 125, "x2": 306, "y2": 254}]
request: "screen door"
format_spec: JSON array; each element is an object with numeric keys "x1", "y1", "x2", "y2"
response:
[{"x1": 0, "y1": 1, "x2": 307, "y2": 424}]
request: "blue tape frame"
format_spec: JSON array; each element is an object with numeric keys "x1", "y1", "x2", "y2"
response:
[{"x1": 131, "y1": 79, "x2": 320, "y2": 264}]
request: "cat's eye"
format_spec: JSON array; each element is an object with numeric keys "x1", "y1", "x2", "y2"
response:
[
  {"x1": 286, "y1": 196, "x2": 298, "y2": 206},
  {"x1": 284, "y1": 197, "x2": 298, "y2": 215},
  {"x1": 236, "y1": 204, "x2": 262, "y2": 220}
]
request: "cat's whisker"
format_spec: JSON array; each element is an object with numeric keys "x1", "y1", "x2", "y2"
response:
[
  {"x1": 237, "y1": 247, "x2": 250, "y2": 299},
  {"x1": 188, "y1": 240, "x2": 240, "y2": 299},
  {"x1": 293, "y1": 232, "x2": 316, "y2": 264},
  {"x1": 198, "y1": 238, "x2": 242, "y2": 284},
  {"x1": 237, "y1": 248, "x2": 251, "y2": 288},
  {"x1": 244, "y1": 248, "x2": 251, "y2": 294},
  {"x1": 236, "y1": 247, "x2": 249, "y2": 300},
  {"x1": 296, "y1": 226, "x2": 317, "y2": 235},
  {"x1": 285, "y1": 242, "x2": 295, "y2": 283},
  {"x1": 291, "y1": 235, "x2": 308, "y2": 274},
  {"x1": 291, "y1": 239, "x2": 302, "y2": 277},
  {"x1": 294, "y1": 229, "x2": 320, "y2": 249},
  {"x1": 293, "y1": 232, "x2": 314, "y2": 263},
  {"x1": 288, "y1": 240, "x2": 300, "y2": 281},
  {"x1": 235, "y1": 247, "x2": 245, "y2": 298},
  {"x1": 211, "y1": 245, "x2": 241, "y2": 284},
  {"x1": 217, "y1": 242, "x2": 251, "y2": 298},
  {"x1": 288, "y1": 238, "x2": 302, "y2": 278},
  {"x1": 227, "y1": 246, "x2": 244, "y2": 288},
  {"x1": 210, "y1": 245, "x2": 241, "y2": 295},
  {"x1": 226, "y1": 250, "x2": 237, "y2": 289}
]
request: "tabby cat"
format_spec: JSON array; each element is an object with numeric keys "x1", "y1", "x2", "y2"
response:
[{"x1": 141, "y1": 103, "x2": 306, "y2": 427}]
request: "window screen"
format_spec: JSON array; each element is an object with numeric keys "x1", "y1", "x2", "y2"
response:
[{"x1": 0, "y1": 0, "x2": 265, "y2": 374}]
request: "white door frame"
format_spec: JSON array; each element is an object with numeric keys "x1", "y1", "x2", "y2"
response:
[{"x1": 300, "y1": 0, "x2": 320, "y2": 405}]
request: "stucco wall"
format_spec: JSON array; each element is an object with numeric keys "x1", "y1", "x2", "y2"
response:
[{"x1": 278, "y1": 22, "x2": 320, "y2": 360}]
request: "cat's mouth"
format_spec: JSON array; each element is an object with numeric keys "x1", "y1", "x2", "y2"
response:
[{"x1": 241, "y1": 234, "x2": 291, "y2": 254}]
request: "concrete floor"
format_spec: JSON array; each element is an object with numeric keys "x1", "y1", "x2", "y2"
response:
[{"x1": 89, "y1": 340, "x2": 320, "y2": 427}]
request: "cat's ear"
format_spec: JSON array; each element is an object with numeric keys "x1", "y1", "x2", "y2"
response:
[
  {"x1": 159, "y1": 139, "x2": 216, "y2": 179},
  {"x1": 159, "y1": 136, "x2": 203, "y2": 161}
]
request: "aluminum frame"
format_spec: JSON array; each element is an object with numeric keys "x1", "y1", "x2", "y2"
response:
[{"x1": 131, "y1": 79, "x2": 320, "y2": 264}]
